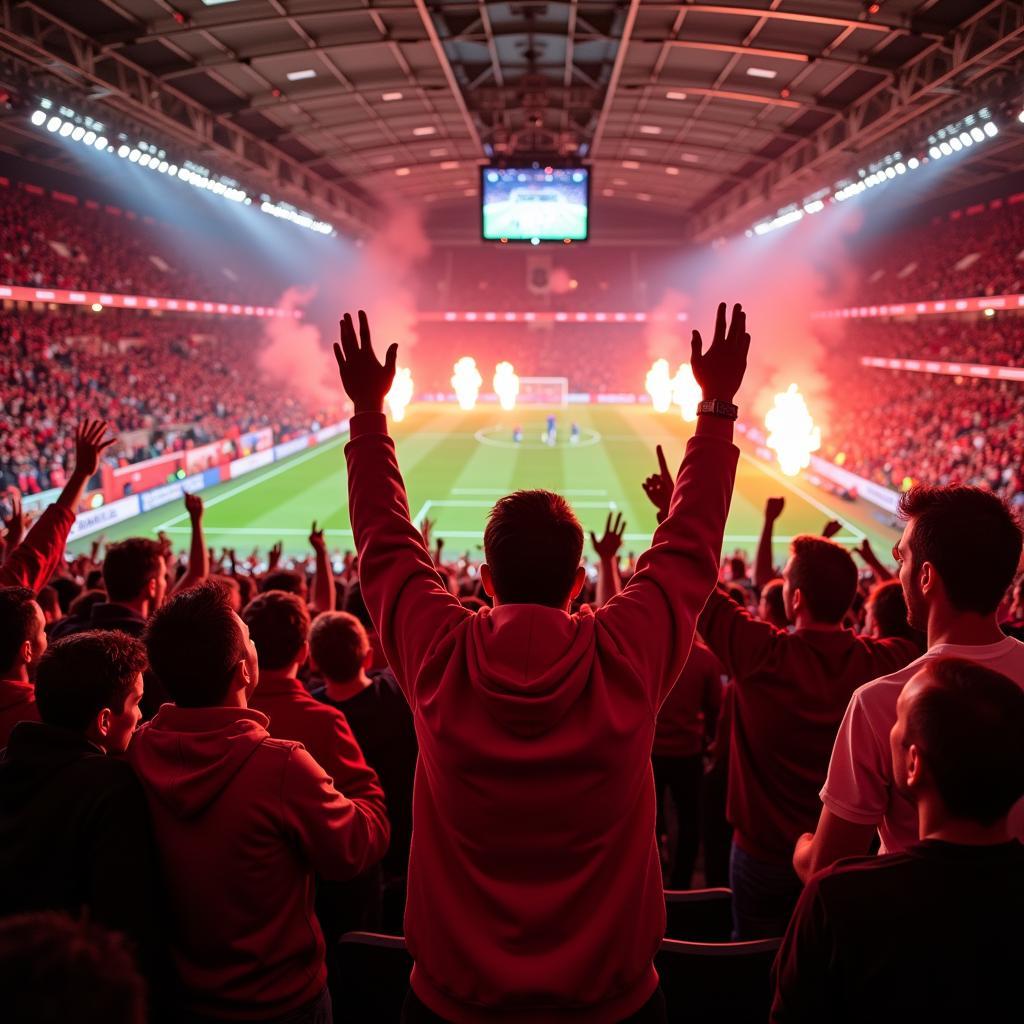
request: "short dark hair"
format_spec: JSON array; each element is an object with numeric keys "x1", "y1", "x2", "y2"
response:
[
  {"x1": 102, "y1": 538, "x2": 164, "y2": 602},
  {"x1": 899, "y1": 485, "x2": 1023, "y2": 615},
  {"x1": 867, "y1": 579, "x2": 915, "y2": 640},
  {"x1": 36, "y1": 586, "x2": 60, "y2": 618},
  {"x1": 35, "y1": 632, "x2": 147, "y2": 732},
  {"x1": 483, "y1": 490, "x2": 583, "y2": 607},
  {"x1": 787, "y1": 535, "x2": 858, "y2": 624},
  {"x1": 241, "y1": 591, "x2": 309, "y2": 671},
  {"x1": 309, "y1": 611, "x2": 368, "y2": 682},
  {"x1": 259, "y1": 569, "x2": 306, "y2": 597},
  {"x1": 68, "y1": 589, "x2": 107, "y2": 619},
  {"x1": 342, "y1": 580, "x2": 373, "y2": 630},
  {"x1": 0, "y1": 586, "x2": 39, "y2": 673},
  {"x1": 760, "y1": 578, "x2": 786, "y2": 625},
  {"x1": 50, "y1": 577, "x2": 82, "y2": 614},
  {"x1": 907, "y1": 657, "x2": 1024, "y2": 825},
  {"x1": 144, "y1": 582, "x2": 247, "y2": 707},
  {"x1": 0, "y1": 912, "x2": 146, "y2": 1024}
]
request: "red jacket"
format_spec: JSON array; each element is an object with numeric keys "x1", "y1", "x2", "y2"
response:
[
  {"x1": 128, "y1": 704, "x2": 390, "y2": 1020},
  {"x1": 698, "y1": 591, "x2": 918, "y2": 862},
  {"x1": 0, "y1": 504, "x2": 75, "y2": 593},
  {"x1": 346, "y1": 411, "x2": 738, "y2": 1023},
  {"x1": 248, "y1": 675, "x2": 388, "y2": 838},
  {"x1": 653, "y1": 639, "x2": 724, "y2": 758},
  {"x1": 0, "y1": 678, "x2": 39, "y2": 749}
]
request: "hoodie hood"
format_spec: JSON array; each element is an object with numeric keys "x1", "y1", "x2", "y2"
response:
[
  {"x1": 466, "y1": 604, "x2": 596, "y2": 737},
  {"x1": 129, "y1": 705, "x2": 270, "y2": 819},
  {"x1": 0, "y1": 678, "x2": 34, "y2": 714}
]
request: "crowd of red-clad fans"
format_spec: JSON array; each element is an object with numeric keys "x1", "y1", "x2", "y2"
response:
[
  {"x1": 0, "y1": 308, "x2": 341, "y2": 494},
  {"x1": 0, "y1": 304, "x2": 1021, "y2": 1024},
  {"x1": 850, "y1": 197, "x2": 1024, "y2": 303},
  {"x1": 0, "y1": 185, "x2": 268, "y2": 304}
]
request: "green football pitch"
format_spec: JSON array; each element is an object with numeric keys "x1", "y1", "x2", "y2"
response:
[{"x1": 68, "y1": 404, "x2": 900, "y2": 562}]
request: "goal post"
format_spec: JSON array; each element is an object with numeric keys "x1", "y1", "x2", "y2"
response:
[{"x1": 517, "y1": 376, "x2": 569, "y2": 407}]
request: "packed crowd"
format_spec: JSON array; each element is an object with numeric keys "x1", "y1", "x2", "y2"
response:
[
  {"x1": 850, "y1": 197, "x2": 1024, "y2": 303},
  {"x1": 822, "y1": 361, "x2": 1024, "y2": 506},
  {"x1": 836, "y1": 312, "x2": 1024, "y2": 367},
  {"x1": 0, "y1": 185, "x2": 269, "y2": 304},
  {"x1": 0, "y1": 304, "x2": 1021, "y2": 1024},
  {"x1": 0, "y1": 308, "x2": 341, "y2": 494}
]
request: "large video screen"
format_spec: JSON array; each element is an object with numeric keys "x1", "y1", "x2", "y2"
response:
[{"x1": 481, "y1": 166, "x2": 589, "y2": 242}]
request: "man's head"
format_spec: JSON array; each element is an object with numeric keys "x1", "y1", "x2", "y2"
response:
[
  {"x1": 259, "y1": 569, "x2": 308, "y2": 602},
  {"x1": 36, "y1": 586, "x2": 62, "y2": 624},
  {"x1": 895, "y1": 486, "x2": 1023, "y2": 631},
  {"x1": 102, "y1": 538, "x2": 166, "y2": 610},
  {"x1": 891, "y1": 658, "x2": 1024, "y2": 828},
  {"x1": 309, "y1": 611, "x2": 371, "y2": 684},
  {"x1": 781, "y1": 536, "x2": 858, "y2": 626},
  {"x1": 864, "y1": 579, "x2": 915, "y2": 640},
  {"x1": 209, "y1": 574, "x2": 242, "y2": 613},
  {"x1": 482, "y1": 490, "x2": 585, "y2": 608},
  {"x1": 145, "y1": 581, "x2": 257, "y2": 708},
  {"x1": 241, "y1": 591, "x2": 310, "y2": 674},
  {"x1": 35, "y1": 632, "x2": 146, "y2": 754},
  {"x1": 0, "y1": 586, "x2": 47, "y2": 679},
  {"x1": 758, "y1": 578, "x2": 788, "y2": 629}
]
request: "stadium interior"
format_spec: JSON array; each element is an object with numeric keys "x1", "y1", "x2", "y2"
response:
[{"x1": 0, "y1": 1, "x2": 1023, "y2": 1022}]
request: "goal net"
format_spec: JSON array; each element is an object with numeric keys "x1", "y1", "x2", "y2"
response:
[{"x1": 517, "y1": 376, "x2": 569, "y2": 407}]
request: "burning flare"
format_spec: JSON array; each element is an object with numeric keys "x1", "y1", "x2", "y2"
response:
[
  {"x1": 452, "y1": 357, "x2": 483, "y2": 411},
  {"x1": 765, "y1": 384, "x2": 821, "y2": 477},
  {"x1": 386, "y1": 367, "x2": 414, "y2": 422},
  {"x1": 645, "y1": 359, "x2": 675, "y2": 413},
  {"x1": 493, "y1": 361, "x2": 520, "y2": 411},
  {"x1": 672, "y1": 363, "x2": 701, "y2": 422}
]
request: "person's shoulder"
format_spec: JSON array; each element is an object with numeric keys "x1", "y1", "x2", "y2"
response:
[
  {"x1": 811, "y1": 849, "x2": 919, "y2": 902},
  {"x1": 849, "y1": 650, "x2": 931, "y2": 704}
]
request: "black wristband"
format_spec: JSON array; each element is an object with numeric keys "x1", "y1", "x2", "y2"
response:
[{"x1": 697, "y1": 398, "x2": 739, "y2": 420}]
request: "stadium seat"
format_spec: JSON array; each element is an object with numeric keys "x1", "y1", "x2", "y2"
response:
[
  {"x1": 655, "y1": 936, "x2": 782, "y2": 1024},
  {"x1": 664, "y1": 886, "x2": 734, "y2": 941},
  {"x1": 334, "y1": 931, "x2": 413, "y2": 1022}
]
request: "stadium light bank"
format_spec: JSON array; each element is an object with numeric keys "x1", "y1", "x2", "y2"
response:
[
  {"x1": 29, "y1": 98, "x2": 334, "y2": 236},
  {"x1": 746, "y1": 107, "x2": 1003, "y2": 238}
]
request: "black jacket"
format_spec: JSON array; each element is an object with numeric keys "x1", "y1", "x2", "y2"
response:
[{"x1": 0, "y1": 722, "x2": 165, "y2": 982}]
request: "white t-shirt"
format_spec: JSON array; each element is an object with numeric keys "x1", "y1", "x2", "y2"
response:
[{"x1": 820, "y1": 636, "x2": 1024, "y2": 854}]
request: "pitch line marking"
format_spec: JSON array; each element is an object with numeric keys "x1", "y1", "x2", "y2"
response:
[
  {"x1": 739, "y1": 451, "x2": 866, "y2": 541},
  {"x1": 452, "y1": 487, "x2": 609, "y2": 496},
  {"x1": 153, "y1": 434, "x2": 349, "y2": 531}
]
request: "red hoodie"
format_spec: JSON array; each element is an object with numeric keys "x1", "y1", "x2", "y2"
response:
[
  {"x1": 345, "y1": 411, "x2": 738, "y2": 1023},
  {"x1": 0, "y1": 678, "x2": 39, "y2": 749},
  {"x1": 0, "y1": 503, "x2": 75, "y2": 593},
  {"x1": 129, "y1": 704, "x2": 390, "y2": 1020}
]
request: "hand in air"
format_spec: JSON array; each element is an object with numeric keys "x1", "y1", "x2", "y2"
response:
[
  {"x1": 821, "y1": 520, "x2": 842, "y2": 540},
  {"x1": 334, "y1": 310, "x2": 398, "y2": 414},
  {"x1": 642, "y1": 444, "x2": 674, "y2": 523},
  {"x1": 185, "y1": 492, "x2": 204, "y2": 521},
  {"x1": 73, "y1": 420, "x2": 117, "y2": 478},
  {"x1": 690, "y1": 303, "x2": 750, "y2": 403},
  {"x1": 764, "y1": 497, "x2": 785, "y2": 522},
  {"x1": 591, "y1": 511, "x2": 627, "y2": 562},
  {"x1": 309, "y1": 521, "x2": 327, "y2": 553}
]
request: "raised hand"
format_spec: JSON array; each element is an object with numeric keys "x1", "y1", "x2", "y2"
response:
[
  {"x1": 821, "y1": 519, "x2": 842, "y2": 540},
  {"x1": 854, "y1": 538, "x2": 875, "y2": 561},
  {"x1": 309, "y1": 520, "x2": 327, "y2": 553},
  {"x1": 690, "y1": 302, "x2": 750, "y2": 403},
  {"x1": 185, "y1": 492, "x2": 204, "y2": 521},
  {"x1": 420, "y1": 516, "x2": 434, "y2": 550},
  {"x1": 333, "y1": 310, "x2": 398, "y2": 414},
  {"x1": 3, "y1": 490, "x2": 24, "y2": 550},
  {"x1": 591, "y1": 511, "x2": 627, "y2": 562},
  {"x1": 72, "y1": 419, "x2": 117, "y2": 479},
  {"x1": 642, "y1": 444, "x2": 674, "y2": 524},
  {"x1": 765, "y1": 496, "x2": 785, "y2": 522},
  {"x1": 268, "y1": 541, "x2": 283, "y2": 571}
]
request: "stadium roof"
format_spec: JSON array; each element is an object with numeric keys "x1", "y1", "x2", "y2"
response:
[{"x1": 1, "y1": 1, "x2": 1022, "y2": 238}]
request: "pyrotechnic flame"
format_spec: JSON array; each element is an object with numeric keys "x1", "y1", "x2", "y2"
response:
[
  {"x1": 765, "y1": 384, "x2": 821, "y2": 477},
  {"x1": 645, "y1": 358, "x2": 675, "y2": 413},
  {"x1": 452, "y1": 356, "x2": 483, "y2": 411},
  {"x1": 386, "y1": 367, "x2": 414, "y2": 422},
  {"x1": 672, "y1": 364, "x2": 701, "y2": 422},
  {"x1": 493, "y1": 361, "x2": 519, "y2": 411}
]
